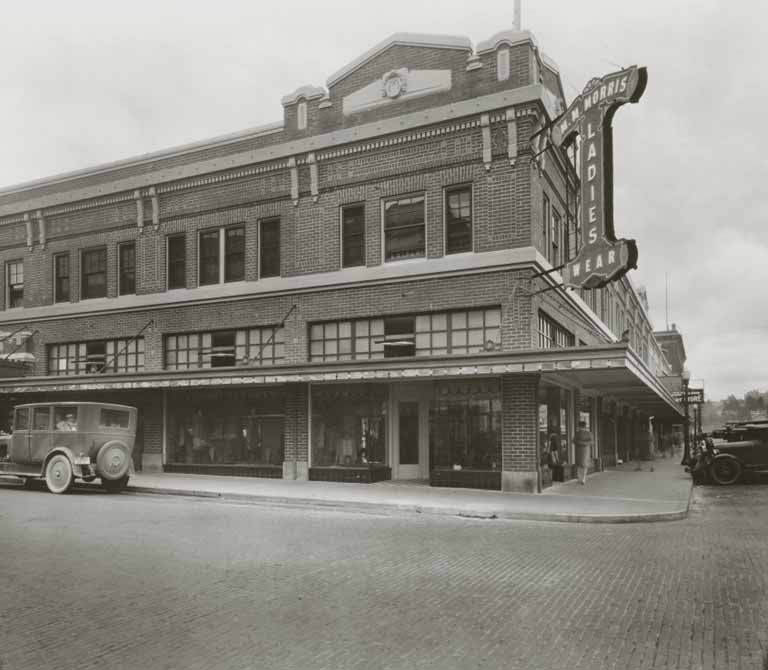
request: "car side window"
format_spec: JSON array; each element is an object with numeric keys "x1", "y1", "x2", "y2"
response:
[
  {"x1": 54, "y1": 407, "x2": 78, "y2": 432},
  {"x1": 14, "y1": 408, "x2": 29, "y2": 430},
  {"x1": 32, "y1": 407, "x2": 51, "y2": 431}
]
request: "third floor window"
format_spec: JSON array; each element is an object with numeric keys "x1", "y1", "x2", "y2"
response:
[
  {"x1": 341, "y1": 204, "x2": 365, "y2": 268},
  {"x1": 384, "y1": 194, "x2": 425, "y2": 262},
  {"x1": 445, "y1": 186, "x2": 472, "y2": 254},
  {"x1": 199, "y1": 224, "x2": 245, "y2": 286},
  {"x1": 54, "y1": 253, "x2": 70, "y2": 303},
  {"x1": 118, "y1": 242, "x2": 136, "y2": 295},
  {"x1": 167, "y1": 234, "x2": 186, "y2": 290},
  {"x1": 260, "y1": 218, "x2": 281, "y2": 278},
  {"x1": 81, "y1": 247, "x2": 107, "y2": 300},
  {"x1": 6, "y1": 260, "x2": 23, "y2": 309}
]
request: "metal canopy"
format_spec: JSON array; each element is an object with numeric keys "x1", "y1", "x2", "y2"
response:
[{"x1": 0, "y1": 343, "x2": 683, "y2": 417}]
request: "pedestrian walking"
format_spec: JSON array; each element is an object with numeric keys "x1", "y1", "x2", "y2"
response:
[{"x1": 573, "y1": 420, "x2": 592, "y2": 485}]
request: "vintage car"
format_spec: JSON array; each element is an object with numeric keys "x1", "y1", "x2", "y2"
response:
[
  {"x1": 706, "y1": 422, "x2": 768, "y2": 485},
  {"x1": 0, "y1": 402, "x2": 136, "y2": 494}
]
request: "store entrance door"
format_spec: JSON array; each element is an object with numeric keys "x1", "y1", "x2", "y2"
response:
[{"x1": 390, "y1": 384, "x2": 430, "y2": 480}]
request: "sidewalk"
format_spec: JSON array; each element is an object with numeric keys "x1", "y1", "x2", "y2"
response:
[{"x1": 79, "y1": 456, "x2": 692, "y2": 524}]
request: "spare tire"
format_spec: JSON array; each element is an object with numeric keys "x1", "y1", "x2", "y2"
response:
[{"x1": 96, "y1": 441, "x2": 131, "y2": 481}]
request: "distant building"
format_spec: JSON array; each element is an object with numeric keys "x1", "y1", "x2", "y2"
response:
[{"x1": 0, "y1": 30, "x2": 683, "y2": 491}]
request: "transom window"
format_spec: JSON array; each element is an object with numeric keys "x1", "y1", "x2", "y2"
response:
[
  {"x1": 384, "y1": 194, "x2": 425, "y2": 261},
  {"x1": 310, "y1": 307, "x2": 501, "y2": 362},
  {"x1": 199, "y1": 225, "x2": 245, "y2": 286},
  {"x1": 165, "y1": 326, "x2": 285, "y2": 370},
  {"x1": 445, "y1": 186, "x2": 472, "y2": 254},
  {"x1": 48, "y1": 338, "x2": 145, "y2": 375},
  {"x1": 341, "y1": 204, "x2": 365, "y2": 268},
  {"x1": 81, "y1": 247, "x2": 107, "y2": 299},
  {"x1": 537, "y1": 311, "x2": 575, "y2": 349},
  {"x1": 6, "y1": 260, "x2": 23, "y2": 308}
]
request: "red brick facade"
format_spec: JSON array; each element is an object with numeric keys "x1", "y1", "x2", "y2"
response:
[{"x1": 0, "y1": 30, "x2": 680, "y2": 491}]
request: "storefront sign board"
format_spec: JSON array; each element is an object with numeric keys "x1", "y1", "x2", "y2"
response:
[{"x1": 554, "y1": 65, "x2": 647, "y2": 289}]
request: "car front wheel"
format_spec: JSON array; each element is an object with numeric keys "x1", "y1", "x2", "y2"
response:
[
  {"x1": 45, "y1": 454, "x2": 74, "y2": 494},
  {"x1": 102, "y1": 475, "x2": 129, "y2": 494},
  {"x1": 709, "y1": 457, "x2": 743, "y2": 486}
]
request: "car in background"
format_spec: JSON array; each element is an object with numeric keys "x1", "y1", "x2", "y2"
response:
[
  {"x1": 705, "y1": 421, "x2": 768, "y2": 485},
  {"x1": 0, "y1": 402, "x2": 136, "y2": 494}
]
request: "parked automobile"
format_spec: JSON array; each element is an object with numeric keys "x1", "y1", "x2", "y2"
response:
[
  {"x1": 0, "y1": 402, "x2": 136, "y2": 494},
  {"x1": 698, "y1": 422, "x2": 768, "y2": 485}
]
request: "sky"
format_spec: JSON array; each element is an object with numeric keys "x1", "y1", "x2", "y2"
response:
[{"x1": 0, "y1": 0, "x2": 764, "y2": 400}]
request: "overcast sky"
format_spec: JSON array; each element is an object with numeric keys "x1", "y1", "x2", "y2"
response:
[{"x1": 0, "y1": 0, "x2": 764, "y2": 400}]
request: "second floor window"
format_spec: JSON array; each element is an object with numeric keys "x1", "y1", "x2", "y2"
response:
[
  {"x1": 48, "y1": 337, "x2": 145, "y2": 375},
  {"x1": 341, "y1": 204, "x2": 365, "y2": 268},
  {"x1": 550, "y1": 208, "x2": 562, "y2": 266},
  {"x1": 81, "y1": 247, "x2": 107, "y2": 299},
  {"x1": 260, "y1": 218, "x2": 281, "y2": 278},
  {"x1": 445, "y1": 186, "x2": 472, "y2": 254},
  {"x1": 167, "y1": 234, "x2": 186, "y2": 289},
  {"x1": 199, "y1": 225, "x2": 245, "y2": 286},
  {"x1": 6, "y1": 260, "x2": 23, "y2": 308},
  {"x1": 384, "y1": 194, "x2": 425, "y2": 261},
  {"x1": 118, "y1": 242, "x2": 136, "y2": 295},
  {"x1": 165, "y1": 325, "x2": 285, "y2": 370},
  {"x1": 54, "y1": 253, "x2": 70, "y2": 303},
  {"x1": 538, "y1": 311, "x2": 575, "y2": 349}
]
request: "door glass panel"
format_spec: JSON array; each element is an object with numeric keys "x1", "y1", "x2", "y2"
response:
[
  {"x1": 399, "y1": 401, "x2": 419, "y2": 465},
  {"x1": 32, "y1": 408, "x2": 50, "y2": 431}
]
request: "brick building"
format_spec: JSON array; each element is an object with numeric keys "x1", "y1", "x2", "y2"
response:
[{"x1": 0, "y1": 30, "x2": 683, "y2": 491}]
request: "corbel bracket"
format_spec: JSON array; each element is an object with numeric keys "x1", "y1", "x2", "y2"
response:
[
  {"x1": 308, "y1": 153, "x2": 319, "y2": 202},
  {"x1": 480, "y1": 114, "x2": 492, "y2": 171},
  {"x1": 23, "y1": 213, "x2": 33, "y2": 251},
  {"x1": 134, "y1": 190, "x2": 144, "y2": 233},
  {"x1": 288, "y1": 157, "x2": 299, "y2": 206},
  {"x1": 149, "y1": 186, "x2": 159, "y2": 230},
  {"x1": 36, "y1": 210, "x2": 47, "y2": 250},
  {"x1": 505, "y1": 109, "x2": 518, "y2": 167}
]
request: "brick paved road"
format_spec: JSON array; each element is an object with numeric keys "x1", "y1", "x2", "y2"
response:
[{"x1": 0, "y1": 481, "x2": 766, "y2": 670}]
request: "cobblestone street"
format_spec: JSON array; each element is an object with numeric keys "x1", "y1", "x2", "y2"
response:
[{"x1": 0, "y1": 481, "x2": 766, "y2": 670}]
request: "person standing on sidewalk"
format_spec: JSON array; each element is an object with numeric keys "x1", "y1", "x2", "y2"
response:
[{"x1": 574, "y1": 421, "x2": 592, "y2": 485}]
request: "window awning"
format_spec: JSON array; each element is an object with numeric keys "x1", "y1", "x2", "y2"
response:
[{"x1": 0, "y1": 344, "x2": 683, "y2": 417}]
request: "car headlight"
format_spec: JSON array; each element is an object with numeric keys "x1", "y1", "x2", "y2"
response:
[{"x1": 712, "y1": 448, "x2": 719, "y2": 455}]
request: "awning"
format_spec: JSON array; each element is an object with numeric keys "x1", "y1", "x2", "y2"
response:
[{"x1": 0, "y1": 344, "x2": 683, "y2": 417}]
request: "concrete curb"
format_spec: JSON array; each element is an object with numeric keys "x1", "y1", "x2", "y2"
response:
[{"x1": 123, "y1": 483, "x2": 693, "y2": 524}]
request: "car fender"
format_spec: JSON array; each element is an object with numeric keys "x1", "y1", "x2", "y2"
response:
[
  {"x1": 96, "y1": 440, "x2": 132, "y2": 481},
  {"x1": 712, "y1": 453, "x2": 743, "y2": 467},
  {"x1": 43, "y1": 447, "x2": 78, "y2": 475}
]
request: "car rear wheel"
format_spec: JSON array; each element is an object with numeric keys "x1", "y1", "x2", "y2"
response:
[
  {"x1": 709, "y1": 457, "x2": 743, "y2": 486},
  {"x1": 102, "y1": 475, "x2": 129, "y2": 494},
  {"x1": 45, "y1": 454, "x2": 74, "y2": 494}
]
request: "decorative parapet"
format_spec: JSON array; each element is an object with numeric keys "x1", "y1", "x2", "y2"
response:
[
  {"x1": 149, "y1": 186, "x2": 159, "y2": 230},
  {"x1": 476, "y1": 29, "x2": 536, "y2": 54},
  {"x1": 23, "y1": 213, "x2": 33, "y2": 250},
  {"x1": 134, "y1": 190, "x2": 144, "y2": 233},
  {"x1": 281, "y1": 85, "x2": 325, "y2": 106}
]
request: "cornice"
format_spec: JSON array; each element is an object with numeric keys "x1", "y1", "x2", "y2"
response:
[{"x1": 0, "y1": 84, "x2": 552, "y2": 222}]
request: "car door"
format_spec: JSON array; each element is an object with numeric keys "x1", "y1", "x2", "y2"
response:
[
  {"x1": 29, "y1": 406, "x2": 52, "y2": 463},
  {"x1": 9, "y1": 408, "x2": 30, "y2": 463}
]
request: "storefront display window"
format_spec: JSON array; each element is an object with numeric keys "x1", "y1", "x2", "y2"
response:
[
  {"x1": 311, "y1": 385, "x2": 387, "y2": 467},
  {"x1": 166, "y1": 389, "x2": 285, "y2": 466},
  {"x1": 430, "y1": 380, "x2": 501, "y2": 470}
]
